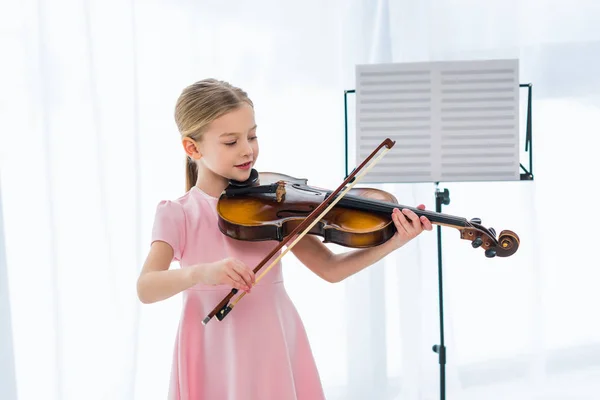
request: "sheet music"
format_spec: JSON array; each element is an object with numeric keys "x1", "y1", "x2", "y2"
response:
[{"x1": 355, "y1": 59, "x2": 520, "y2": 183}]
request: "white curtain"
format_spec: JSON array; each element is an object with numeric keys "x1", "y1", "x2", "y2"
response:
[
  {"x1": 0, "y1": 177, "x2": 17, "y2": 400},
  {"x1": 1, "y1": 0, "x2": 599, "y2": 399},
  {"x1": 381, "y1": 0, "x2": 600, "y2": 399}
]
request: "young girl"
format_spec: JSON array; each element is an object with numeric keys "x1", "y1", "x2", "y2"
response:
[{"x1": 137, "y1": 78, "x2": 433, "y2": 400}]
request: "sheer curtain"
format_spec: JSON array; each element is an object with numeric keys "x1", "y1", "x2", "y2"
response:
[
  {"x1": 383, "y1": 0, "x2": 600, "y2": 399},
  {"x1": 1, "y1": 0, "x2": 599, "y2": 399},
  {"x1": 0, "y1": 176, "x2": 17, "y2": 400}
]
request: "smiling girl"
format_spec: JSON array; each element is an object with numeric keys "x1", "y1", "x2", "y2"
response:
[{"x1": 136, "y1": 78, "x2": 432, "y2": 399}]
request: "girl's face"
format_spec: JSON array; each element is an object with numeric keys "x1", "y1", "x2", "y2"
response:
[{"x1": 192, "y1": 103, "x2": 259, "y2": 183}]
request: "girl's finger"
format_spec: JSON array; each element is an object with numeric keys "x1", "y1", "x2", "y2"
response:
[
  {"x1": 233, "y1": 262, "x2": 254, "y2": 288},
  {"x1": 225, "y1": 276, "x2": 244, "y2": 291},
  {"x1": 402, "y1": 208, "x2": 421, "y2": 230},
  {"x1": 393, "y1": 208, "x2": 412, "y2": 233},
  {"x1": 239, "y1": 261, "x2": 256, "y2": 283},
  {"x1": 225, "y1": 270, "x2": 246, "y2": 289},
  {"x1": 421, "y1": 216, "x2": 433, "y2": 231}
]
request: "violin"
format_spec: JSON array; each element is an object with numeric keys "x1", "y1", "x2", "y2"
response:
[
  {"x1": 202, "y1": 138, "x2": 519, "y2": 325},
  {"x1": 217, "y1": 168, "x2": 519, "y2": 257}
]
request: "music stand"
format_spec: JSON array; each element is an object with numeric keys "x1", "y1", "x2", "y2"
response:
[{"x1": 343, "y1": 59, "x2": 533, "y2": 400}]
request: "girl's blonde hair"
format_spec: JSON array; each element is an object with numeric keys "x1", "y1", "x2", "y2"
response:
[{"x1": 174, "y1": 78, "x2": 253, "y2": 191}]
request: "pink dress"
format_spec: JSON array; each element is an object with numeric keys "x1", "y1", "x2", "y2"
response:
[{"x1": 151, "y1": 186, "x2": 326, "y2": 400}]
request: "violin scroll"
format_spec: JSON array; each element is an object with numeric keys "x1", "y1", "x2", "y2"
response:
[{"x1": 460, "y1": 220, "x2": 519, "y2": 258}]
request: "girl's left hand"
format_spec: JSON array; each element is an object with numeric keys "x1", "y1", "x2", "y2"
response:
[{"x1": 390, "y1": 204, "x2": 433, "y2": 249}]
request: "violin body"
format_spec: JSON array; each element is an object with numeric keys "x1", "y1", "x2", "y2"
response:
[
  {"x1": 217, "y1": 169, "x2": 519, "y2": 257},
  {"x1": 217, "y1": 171, "x2": 400, "y2": 248}
]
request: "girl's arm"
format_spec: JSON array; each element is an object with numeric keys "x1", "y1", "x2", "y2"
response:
[
  {"x1": 289, "y1": 206, "x2": 432, "y2": 283},
  {"x1": 137, "y1": 241, "x2": 255, "y2": 304},
  {"x1": 136, "y1": 241, "x2": 201, "y2": 303}
]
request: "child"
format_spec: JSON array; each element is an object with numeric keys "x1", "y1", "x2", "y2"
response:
[{"x1": 136, "y1": 78, "x2": 433, "y2": 400}]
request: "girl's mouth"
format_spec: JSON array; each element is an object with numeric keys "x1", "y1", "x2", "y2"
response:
[{"x1": 235, "y1": 161, "x2": 252, "y2": 170}]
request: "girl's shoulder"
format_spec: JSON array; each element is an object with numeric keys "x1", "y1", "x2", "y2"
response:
[
  {"x1": 151, "y1": 188, "x2": 214, "y2": 260},
  {"x1": 153, "y1": 186, "x2": 217, "y2": 227},
  {"x1": 154, "y1": 188, "x2": 201, "y2": 218}
]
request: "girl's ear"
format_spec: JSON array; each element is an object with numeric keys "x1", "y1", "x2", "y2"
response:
[{"x1": 182, "y1": 137, "x2": 201, "y2": 160}]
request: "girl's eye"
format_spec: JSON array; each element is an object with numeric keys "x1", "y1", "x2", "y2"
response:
[
  {"x1": 249, "y1": 136, "x2": 258, "y2": 141},
  {"x1": 224, "y1": 141, "x2": 237, "y2": 146}
]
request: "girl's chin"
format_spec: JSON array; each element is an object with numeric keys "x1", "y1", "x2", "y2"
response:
[{"x1": 227, "y1": 167, "x2": 253, "y2": 181}]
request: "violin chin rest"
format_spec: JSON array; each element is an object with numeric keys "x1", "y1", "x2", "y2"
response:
[{"x1": 228, "y1": 168, "x2": 259, "y2": 188}]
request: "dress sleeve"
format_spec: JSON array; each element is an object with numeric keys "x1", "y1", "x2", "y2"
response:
[{"x1": 151, "y1": 200, "x2": 186, "y2": 261}]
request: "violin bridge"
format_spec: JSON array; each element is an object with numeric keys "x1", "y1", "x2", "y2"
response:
[{"x1": 276, "y1": 181, "x2": 286, "y2": 202}]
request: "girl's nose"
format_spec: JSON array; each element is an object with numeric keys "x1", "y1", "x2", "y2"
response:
[{"x1": 241, "y1": 141, "x2": 253, "y2": 157}]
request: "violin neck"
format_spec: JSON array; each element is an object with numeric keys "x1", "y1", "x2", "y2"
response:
[{"x1": 332, "y1": 193, "x2": 469, "y2": 229}]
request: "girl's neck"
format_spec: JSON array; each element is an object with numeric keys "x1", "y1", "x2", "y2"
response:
[{"x1": 194, "y1": 164, "x2": 229, "y2": 198}]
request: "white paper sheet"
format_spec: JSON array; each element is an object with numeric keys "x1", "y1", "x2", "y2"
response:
[{"x1": 355, "y1": 59, "x2": 520, "y2": 183}]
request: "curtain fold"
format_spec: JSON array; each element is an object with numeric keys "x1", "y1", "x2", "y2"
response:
[{"x1": 0, "y1": 177, "x2": 17, "y2": 400}]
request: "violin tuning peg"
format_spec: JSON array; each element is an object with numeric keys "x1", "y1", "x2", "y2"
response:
[
  {"x1": 485, "y1": 248, "x2": 497, "y2": 258},
  {"x1": 489, "y1": 228, "x2": 496, "y2": 237},
  {"x1": 472, "y1": 237, "x2": 483, "y2": 248},
  {"x1": 470, "y1": 217, "x2": 481, "y2": 224}
]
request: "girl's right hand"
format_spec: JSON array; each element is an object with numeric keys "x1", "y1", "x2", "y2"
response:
[{"x1": 196, "y1": 258, "x2": 255, "y2": 292}]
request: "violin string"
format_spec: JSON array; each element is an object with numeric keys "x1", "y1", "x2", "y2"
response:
[{"x1": 337, "y1": 193, "x2": 470, "y2": 227}]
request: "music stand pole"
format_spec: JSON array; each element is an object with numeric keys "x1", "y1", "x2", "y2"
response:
[{"x1": 432, "y1": 182, "x2": 450, "y2": 400}]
